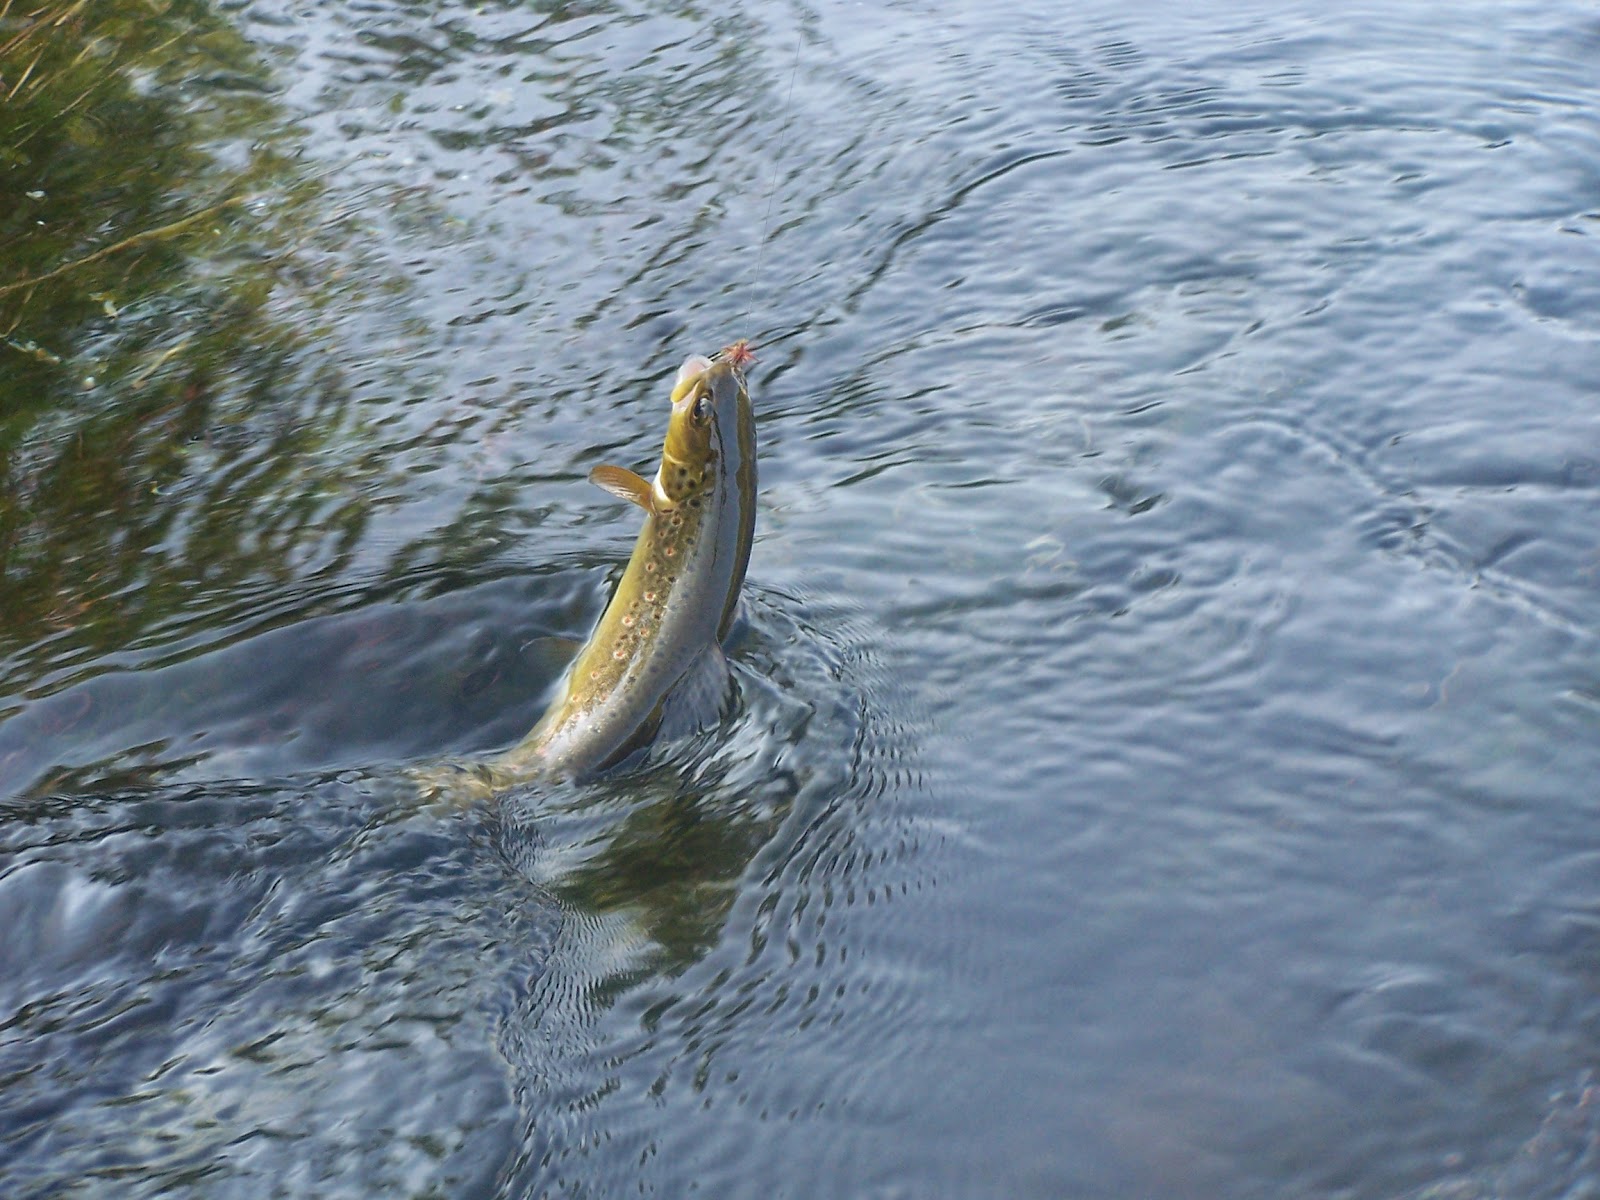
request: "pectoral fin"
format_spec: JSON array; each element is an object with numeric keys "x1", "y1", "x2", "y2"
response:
[{"x1": 588, "y1": 465, "x2": 655, "y2": 512}]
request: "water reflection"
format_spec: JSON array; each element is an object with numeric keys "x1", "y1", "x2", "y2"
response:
[
  {"x1": 1, "y1": 2, "x2": 279, "y2": 374},
  {"x1": 0, "y1": 2, "x2": 381, "y2": 713}
]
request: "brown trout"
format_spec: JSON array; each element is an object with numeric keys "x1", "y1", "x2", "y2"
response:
[{"x1": 479, "y1": 342, "x2": 757, "y2": 788}]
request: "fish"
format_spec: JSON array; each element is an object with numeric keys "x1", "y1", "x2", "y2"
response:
[{"x1": 439, "y1": 341, "x2": 757, "y2": 796}]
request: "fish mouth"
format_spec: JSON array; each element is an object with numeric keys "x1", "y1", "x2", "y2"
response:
[
  {"x1": 670, "y1": 354, "x2": 714, "y2": 404},
  {"x1": 667, "y1": 362, "x2": 737, "y2": 433},
  {"x1": 669, "y1": 341, "x2": 753, "y2": 404},
  {"x1": 662, "y1": 353, "x2": 742, "y2": 479}
]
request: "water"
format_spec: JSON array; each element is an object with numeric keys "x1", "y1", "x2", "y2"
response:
[{"x1": 3, "y1": 0, "x2": 1598, "y2": 1195}]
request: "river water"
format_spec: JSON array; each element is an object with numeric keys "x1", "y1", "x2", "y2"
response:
[{"x1": 3, "y1": 0, "x2": 1599, "y2": 1196}]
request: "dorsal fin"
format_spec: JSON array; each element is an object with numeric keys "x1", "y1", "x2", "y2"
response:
[{"x1": 588, "y1": 464, "x2": 655, "y2": 512}]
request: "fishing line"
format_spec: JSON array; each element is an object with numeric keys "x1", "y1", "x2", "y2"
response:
[{"x1": 743, "y1": 20, "x2": 805, "y2": 338}]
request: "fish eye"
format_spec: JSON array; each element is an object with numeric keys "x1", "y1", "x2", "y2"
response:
[{"x1": 692, "y1": 394, "x2": 711, "y2": 423}]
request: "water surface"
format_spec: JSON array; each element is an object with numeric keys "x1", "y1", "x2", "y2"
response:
[{"x1": 3, "y1": 0, "x2": 1599, "y2": 1196}]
